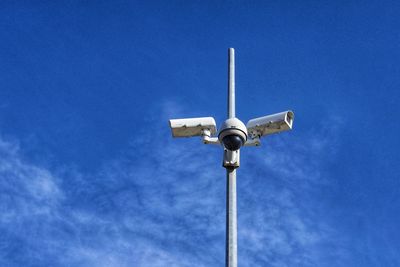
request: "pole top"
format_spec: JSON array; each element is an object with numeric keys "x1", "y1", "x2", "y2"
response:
[{"x1": 228, "y1": 48, "x2": 235, "y2": 118}]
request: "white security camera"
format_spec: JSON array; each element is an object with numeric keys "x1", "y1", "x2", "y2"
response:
[
  {"x1": 218, "y1": 118, "x2": 248, "y2": 151},
  {"x1": 246, "y1": 110, "x2": 294, "y2": 138},
  {"x1": 169, "y1": 117, "x2": 217, "y2": 137}
]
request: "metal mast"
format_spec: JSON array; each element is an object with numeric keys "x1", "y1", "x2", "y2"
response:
[{"x1": 226, "y1": 48, "x2": 237, "y2": 267}]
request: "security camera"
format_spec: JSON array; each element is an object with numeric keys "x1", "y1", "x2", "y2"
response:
[
  {"x1": 218, "y1": 118, "x2": 248, "y2": 151},
  {"x1": 169, "y1": 117, "x2": 217, "y2": 137},
  {"x1": 246, "y1": 110, "x2": 294, "y2": 138}
]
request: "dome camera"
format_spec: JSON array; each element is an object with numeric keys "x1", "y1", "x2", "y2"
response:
[{"x1": 218, "y1": 118, "x2": 248, "y2": 151}]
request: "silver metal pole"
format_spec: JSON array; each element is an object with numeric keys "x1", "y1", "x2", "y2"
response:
[
  {"x1": 226, "y1": 168, "x2": 237, "y2": 267},
  {"x1": 228, "y1": 48, "x2": 235, "y2": 119},
  {"x1": 226, "y1": 47, "x2": 238, "y2": 267}
]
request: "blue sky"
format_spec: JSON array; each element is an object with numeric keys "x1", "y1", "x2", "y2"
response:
[{"x1": 1, "y1": 1, "x2": 400, "y2": 266}]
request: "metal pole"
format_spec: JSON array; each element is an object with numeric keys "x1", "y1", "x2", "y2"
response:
[
  {"x1": 226, "y1": 168, "x2": 237, "y2": 267},
  {"x1": 228, "y1": 48, "x2": 235, "y2": 119},
  {"x1": 226, "y1": 47, "x2": 238, "y2": 267}
]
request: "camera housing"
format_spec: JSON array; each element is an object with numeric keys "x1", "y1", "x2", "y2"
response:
[
  {"x1": 246, "y1": 111, "x2": 294, "y2": 138},
  {"x1": 218, "y1": 118, "x2": 248, "y2": 151},
  {"x1": 169, "y1": 117, "x2": 217, "y2": 137}
]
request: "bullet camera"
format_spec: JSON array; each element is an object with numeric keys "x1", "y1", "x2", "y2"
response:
[
  {"x1": 169, "y1": 117, "x2": 217, "y2": 137},
  {"x1": 246, "y1": 111, "x2": 294, "y2": 138},
  {"x1": 218, "y1": 118, "x2": 248, "y2": 151}
]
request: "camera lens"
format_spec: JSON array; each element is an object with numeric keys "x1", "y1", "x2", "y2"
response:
[{"x1": 222, "y1": 135, "x2": 244, "y2": 151}]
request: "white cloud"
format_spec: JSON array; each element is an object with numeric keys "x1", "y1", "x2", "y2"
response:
[
  {"x1": 0, "y1": 103, "x2": 348, "y2": 266},
  {"x1": 236, "y1": 116, "x2": 346, "y2": 266},
  {"x1": 0, "y1": 137, "x2": 63, "y2": 223}
]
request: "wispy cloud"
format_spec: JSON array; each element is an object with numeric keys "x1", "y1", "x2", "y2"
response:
[
  {"x1": 237, "y1": 115, "x2": 347, "y2": 266},
  {"x1": 0, "y1": 101, "x2": 347, "y2": 266},
  {"x1": 0, "y1": 137, "x2": 63, "y2": 223}
]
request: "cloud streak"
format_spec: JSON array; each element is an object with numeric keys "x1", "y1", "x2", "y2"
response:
[
  {"x1": 0, "y1": 102, "x2": 347, "y2": 266},
  {"x1": 236, "y1": 116, "x2": 346, "y2": 266}
]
